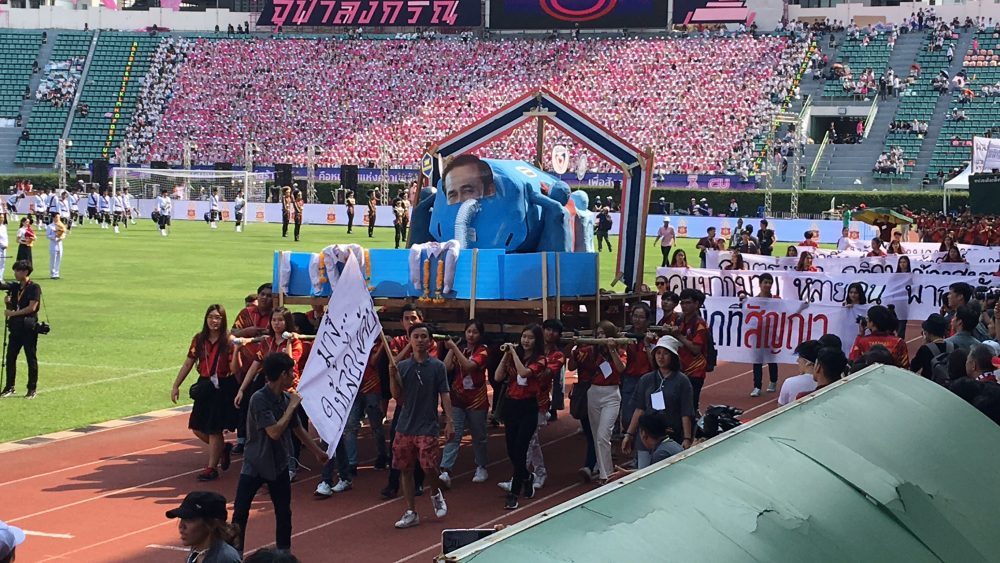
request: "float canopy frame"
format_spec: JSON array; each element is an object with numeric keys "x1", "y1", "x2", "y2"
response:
[{"x1": 427, "y1": 88, "x2": 654, "y2": 291}]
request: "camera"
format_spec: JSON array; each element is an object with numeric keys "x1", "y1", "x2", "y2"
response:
[
  {"x1": 35, "y1": 322, "x2": 51, "y2": 335},
  {"x1": 974, "y1": 286, "x2": 1000, "y2": 302},
  {"x1": 0, "y1": 281, "x2": 18, "y2": 293},
  {"x1": 856, "y1": 315, "x2": 868, "y2": 326}
]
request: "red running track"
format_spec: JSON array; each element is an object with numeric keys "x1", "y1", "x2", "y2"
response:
[{"x1": 1, "y1": 332, "x2": 923, "y2": 562}]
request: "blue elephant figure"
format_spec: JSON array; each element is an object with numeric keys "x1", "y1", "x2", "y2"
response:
[{"x1": 410, "y1": 157, "x2": 575, "y2": 253}]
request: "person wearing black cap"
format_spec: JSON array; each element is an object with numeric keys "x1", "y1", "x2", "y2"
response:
[
  {"x1": 778, "y1": 340, "x2": 821, "y2": 405},
  {"x1": 911, "y1": 313, "x2": 952, "y2": 379},
  {"x1": 165, "y1": 491, "x2": 241, "y2": 563}
]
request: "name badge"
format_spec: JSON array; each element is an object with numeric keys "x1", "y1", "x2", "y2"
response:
[
  {"x1": 516, "y1": 375, "x2": 528, "y2": 387},
  {"x1": 599, "y1": 362, "x2": 612, "y2": 378},
  {"x1": 651, "y1": 391, "x2": 666, "y2": 411},
  {"x1": 463, "y1": 375, "x2": 474, "y2": 390}
]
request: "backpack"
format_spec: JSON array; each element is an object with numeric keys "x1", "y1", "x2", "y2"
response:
[
  {"x1": 705, "y1": 329, "x2": 718, "y2": 373},
  {"x1": 929, "y1": 340, "x2": 956, "y2": 385}
]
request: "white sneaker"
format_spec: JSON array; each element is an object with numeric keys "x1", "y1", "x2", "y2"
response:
[
  {"x1": 394, "y1": 510, "x2": 419, "y2": 529},
  {"x1": 315, "y1": 481, "x2": 333, "y2": 497},
  {"x1": 332, "y1": 479, "x2": 352, "y2": 493},
  {"x1": 210, "y1": 222, "x2": 217, "y2": 229},
  {"x1": 160, "y1": 229, "x2": 167, "y2": 236},
  {"x1": 430, "y1": 489, "x2": 447, "y2": 518},
  {"x1": 497, "y1": 479, "x2": 512, "y2": 492},
  {"x1": 472, "y1": 467, "x2": 489, "y2": 483},
  {"x1": 236, "y1": 225, "x2": 242, "y2": 233},
  {"x1": 438, "y1": 471, "x2": 452, "y2": 489},
  {"x1": 766, "y1": 382, "x2": 777, "y2": 393},
  {"x1": 750, "y1": 388, "x2": 761, "y2": 397},
  {"x1": 113, "y1": 225, "x2": 119, "y2": 234}
]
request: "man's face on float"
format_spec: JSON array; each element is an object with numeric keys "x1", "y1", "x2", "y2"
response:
[{"x1": 444, "y1": 163, "x2": 493, "y2": 205}]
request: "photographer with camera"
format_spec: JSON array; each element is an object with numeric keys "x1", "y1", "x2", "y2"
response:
[
  {"x1": 848, "y1": 305, "x2": 909, "y2": 369},
  {"x1": 1, "y1": 260, "x2": 43, "y2": 399}
]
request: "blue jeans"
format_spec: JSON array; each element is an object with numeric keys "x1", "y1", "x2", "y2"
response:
[
  {"x1": 441, "y1": 407, "x2": 488, "y2": 470},
  {"x1": 342, "y1": 392, "x2": 387, "y2": 466},
  {"x1": 232, "y1": 470, "x2": 292, "y2": 552}
]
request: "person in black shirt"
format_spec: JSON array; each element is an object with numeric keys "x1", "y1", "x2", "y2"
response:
[
  {"x1": 2, "y1": 260, "x2": 41, "y2": 399},
  {"x1": 757, "y1": 219, "x2": 775, "y2": 256}
]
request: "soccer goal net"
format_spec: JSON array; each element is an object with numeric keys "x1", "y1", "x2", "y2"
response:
[{"x1": 112, "y1": 167, "x2": 272, "y2": 224}]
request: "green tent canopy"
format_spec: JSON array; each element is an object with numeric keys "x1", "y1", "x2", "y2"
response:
[{"x1": 439, "y1": 366, "x2": 1000, "y2": 563}]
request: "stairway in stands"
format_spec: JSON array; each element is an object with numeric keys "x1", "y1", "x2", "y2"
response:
[
  {"x1": 14, "y1": 31, "x2": 95, "y2": 168},
  {"x1": 67, "y1": 32, "x2": 163, "y2": 167},
  {"x1": 808, "y1": 30, "x2": 924, "y2": 189},
  {"x1": 0, "y1": 30, "x2": 44, "y2": 173}
]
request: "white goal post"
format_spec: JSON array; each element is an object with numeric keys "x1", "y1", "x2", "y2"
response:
[{"x1": 111, "y1": 167, "x2": 272, "y2": 227}]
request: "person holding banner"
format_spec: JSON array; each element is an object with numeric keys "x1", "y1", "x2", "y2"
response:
[
  {"x1": 849, "y1": 306, "x2": 910, "y2": 368},
  {"x1": 495, "y1": 324, "x2": 546, "y2": 508},
  {"x1": 943, "y1": 246, "x2": 966, "y2": 263},
  {"x1": 785, "y1": 246, "x2": 798, "y2": 258},
  {"x1": 800, "y1": 231, "x2": 818, "y2": 248},
  {"x1": 621, "y1": 304, "x2": 654, "y2": 440},
  {"x1": 844, "y1": 283, "x2": 867, "y2": 306},
  {"x1": 696, "y1": 227, "x2": 719, "y2": 268},
  {"x1": 389, "y1": 323, "x2": 452, "y2": 529},
  {"x1": 726, "y1": 251, "x2": 747, "y2": 271},
  {"x1": 170, "y1": 305, "x2": 241, "y2": 482},
  {"x1": 867, "y1": 238, "x2": 887, "y2": 257},
  {"x1": 670, "y1": 249, "x2": 689, "y2": 268},
  {"x1": 795, "y1": 252, "x2": 818, "y2": 272},
  {"x1": 232, "y1": 352, "x2": 328, "y2": 554},
  {"x1": 751, "y1": 274, "x2": 780, "y2": 397},
  {"x1": 439, "y1": 319, "x2": 491, "y2": 487},
  {"x1": 622, "y1": 335, "x2": 693, "y2": 468},
  {"x1": 837, "y1": 227, "x2": 852, "y2": 252},
  {"x1": 662, "y1": 289, "x2": 709, "y2": 412}
]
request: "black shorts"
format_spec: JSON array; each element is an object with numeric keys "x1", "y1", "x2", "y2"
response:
[{"x1": 87, "y1": 207, "x2": 97, "y2": 219}]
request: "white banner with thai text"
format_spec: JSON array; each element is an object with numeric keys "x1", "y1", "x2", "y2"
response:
[
  {"x1": 707, "y1": 250, "x2": 999, "y2": 280},
  {"x1": 297, "y1": 254, "x2": 382, "y2": 457},
  {"x1": 656, "y1": 267, "x2": 985, "y2": 320},
  {"x1": 703, "y1": 297, "x2": 869, "y2": 364}
]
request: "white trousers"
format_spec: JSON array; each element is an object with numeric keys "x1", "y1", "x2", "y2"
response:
[
  {"x1": 49, "y1": 240, "x2": 62, "y2": 278},
  {"x1": 587, "y1": 385, "x2": 621, "y2": 480}
]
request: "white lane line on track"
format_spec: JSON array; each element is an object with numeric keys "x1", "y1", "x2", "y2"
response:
[
  {"x1": 146, "y1": 544, "x2": 188, "y2": 552},
  {"x1": 38, "y1": 367, "x2": 175, "y2": 394},
  {"x1": 394, "y1": 482, "x2": 582, "y2": 563},
  {"x1": 23, "y1": 530, "x2": 74, "y2": 539}
]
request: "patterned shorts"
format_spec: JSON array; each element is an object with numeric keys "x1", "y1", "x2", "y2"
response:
[{"x1": 392, "y1": 433, "x2": 441, "y2": 471}]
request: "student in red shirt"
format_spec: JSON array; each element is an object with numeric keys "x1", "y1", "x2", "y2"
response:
[
  {"x1": 230, "y1": 283, "x2": 274, "y2": 453},
  {"x1": 495, "y1": 324, "x2": 546, "y2": 509},
  {"x1": 584, "y1": 321, "x2": 627, "y2": 484},
  {"x1": 528, "y1": 318, "x2": 566, "y2": 489},
  {"x1": 849, "y1": 305, "x2": 910, "y2": 368},
  {"x1": 439, "y1": 319, "x2": 490, "y2": 487},
  {"x1": 663, "y1": 288, "x2": 709, "y2": 412},
  {"x1": 796, "y1": 251, "x2": 818, "y2": 272},
  {"x1": 866, "y1": 238, "x2": 887, "y2": 257},
  {"x1": 621, "y1": 303, "x2": 654, "y2": 440},
  {"x1": 659, "y1": 291, "x2": 680, "y2": 327},
  {"x1": 799, "y1": 230, "x2": 819, "y2": 248},
  {"x1": 170, "y1": 304, "x2": 241, "y2": 482}
]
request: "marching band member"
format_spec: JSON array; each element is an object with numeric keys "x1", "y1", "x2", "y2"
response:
[
  {"x1": 234, "y1": 190, "x2": 246, "y2": 233},
  {"x1": 209, "y1": 187, "x2": 222, "y2": 229},
  {"x1": 45, "y1": 189, "x2": 59, "y2": 223},
  {"x1": 156, "y1": 189, "x2": 173, "y2": 236},
  {"x1": 345, "y1": 190, "x2": 356, "y2": 234},
  {"x1": 292, "y1": 189, "x2": 304, "y2": 242},
  {"x1": 111, "y1": 190, "x2": 127, "y2": 234},
  {"x1": 281, "y1": 186, "x2": 292, "y2": 238},
  {"x1": 15, "y1": 217, "x2": 34, "y2": 265},
  {"x1": 45, "y1": 214, "x2": 66, "y2": 279},
  {"x1": 0, "y1": 201, "x2": 8, "y2": 279},
  {"x1": 30, "y1": 189, "x2": 44, "y2": 225},
  {"x1": 86, "y1": 186, "x2": 99, "y2": 225},
  {"x1": 97, "y1": 189, "x2": 111, "y2": 229}
]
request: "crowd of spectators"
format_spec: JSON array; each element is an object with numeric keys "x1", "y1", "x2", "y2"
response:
[
  {"x1": 132, "y1": 34, "x2": 808, "y2": 174},
  {"x1": 889, "y1": 119, "x2": 928, "y2": 136},
  {"x1": 915, "y1": 209, "x2": 1000, "y2": 246},
  {"x1": 874, "y1": 146, "x2": 907, "y2": 174},
  {"x1": 124, "y1": 37, "x2": 193, "y2": 164},
  {"x1": 35, "y1": 57, "x2": 84, "y2": 108}
]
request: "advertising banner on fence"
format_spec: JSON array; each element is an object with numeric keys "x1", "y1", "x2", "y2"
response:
[
  {"x1": 702, "y1": 296, "x2": 869, "y2": 364},
  {"x1": 488, "y1": 0, "x2": 669, "y2": 29},
  {"x1": 655, "y1": 267, "x2": 985, "y2": 320},
  {"x1": 297, "y1": 255, "x2": 382, "y2": 456},
  {"x1": 257, "y1": 0, "x2": 481, "y2": 27}
]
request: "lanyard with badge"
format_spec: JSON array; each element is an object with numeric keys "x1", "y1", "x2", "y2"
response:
[{"x1": 651, "y1": 370, "x2": 669, "y2": 411}]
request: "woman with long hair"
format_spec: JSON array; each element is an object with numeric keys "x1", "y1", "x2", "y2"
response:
[
  {"x1": 166, "y1": 491, "x2": 241, "y2": 562},
  {"x1": 670, "y1": 249, "x2": 688, "y2": 268},
  {"x1": 896, "y1": 255, "x2": 912, "y2": 273},
  {"x1": 234, "y1": 307, "x2": 306, "y2": 478},
  {"x1": 943, "y1": 246, "x2": 966, "y2": 263},
  {"x1": 938, "y1": 235, "x2": 955, "y2": 253},
  {"x1": 575, "y1": 321, "x2": 627, "y2": 485},
  {"x1": 440, "y1": 319, "x2": 490, "y2": 486},
  {"x1": 171, "y1": 305, "x2": 241, "y2": 482},
  {"x1": 15, "y1": 216, "x2": 34, "y2": 265},
  {"x1": 785, "y1": 245, "x2": 798, "y2": 258},
  {"x1": 726, "y1": 250, "x2": 746, "y2": 271},
  {"x1": 494, "y1": 324, "x2": 546, "y2": 510},
  {"x1": 844, "y1": 282, "x2": 867, "y2": 306},
  {"x1": 796, "y1": 251, "x2": 818, "y2": 272},
  {"x1": 887, "y1": 239, "x2": 904, "y2": 254}
]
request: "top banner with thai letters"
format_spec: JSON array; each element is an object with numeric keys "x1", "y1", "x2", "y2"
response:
[
  {"x1": 488, "y1": 0, "x2": 669, "y2": 29},
  {"x1": 257, "y1": 0, "x2": 481, "y2": 28},
  {"x1": 973, "y1": 136, "x2": 1000, "y2": 174}
]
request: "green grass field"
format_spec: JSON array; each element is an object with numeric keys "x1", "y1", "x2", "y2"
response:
[{"x1": 0, "y1": 219, "x2": 802, "y2": 442}]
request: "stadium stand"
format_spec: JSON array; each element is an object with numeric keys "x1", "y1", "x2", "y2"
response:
[
  {"x1": 67, "y1": 32, "x2": 162, "y2": 165},
  {"x1": 928, "y1": 28, "x2": 1000, "y2": 179},
  {"x1": 821, "y1": 31, "x2": 894, "y2": 100},
  {"x1": 132, "y1": 35, "x2": 809, "y2": 175},
  {"x1": 0, "y1": 30, "x2": 43, "y2": 119},
  {"x1": 14, "y1": 31, "x2": 93, "y2": 166}
]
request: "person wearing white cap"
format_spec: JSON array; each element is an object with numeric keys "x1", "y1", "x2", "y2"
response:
[
  {"x1": 621, "y1": 335, "x2": 694, "y2": 469},
  {"x1": 653, "y1": 217, "x2": 675, "y2": 268},
  {"x1": 0, "y1": 520, "x2": 25, "y2": 563}
]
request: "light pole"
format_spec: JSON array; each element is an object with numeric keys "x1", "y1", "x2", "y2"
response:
[
  {"x1": 306, "y1": 144, "x2": 319, "y2": 203},
  {"x1": 182, "y1": 139, "x2": 197, "y2": 198},
  {"x1": 57, "y1": 138, "x2": 73, "y2": 192}
]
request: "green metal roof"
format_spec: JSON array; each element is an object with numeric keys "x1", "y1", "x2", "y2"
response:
[{"x1": 440, "y1": 365, "x2": 1000, "y2": 563}]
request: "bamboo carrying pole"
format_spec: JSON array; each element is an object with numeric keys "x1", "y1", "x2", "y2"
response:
[
  {"x1": 470, "y1": 248, "x2": 478, "y2": 319},
  {"x1": 541, "y1": 252, "x2": 549, "y2": 321}
]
